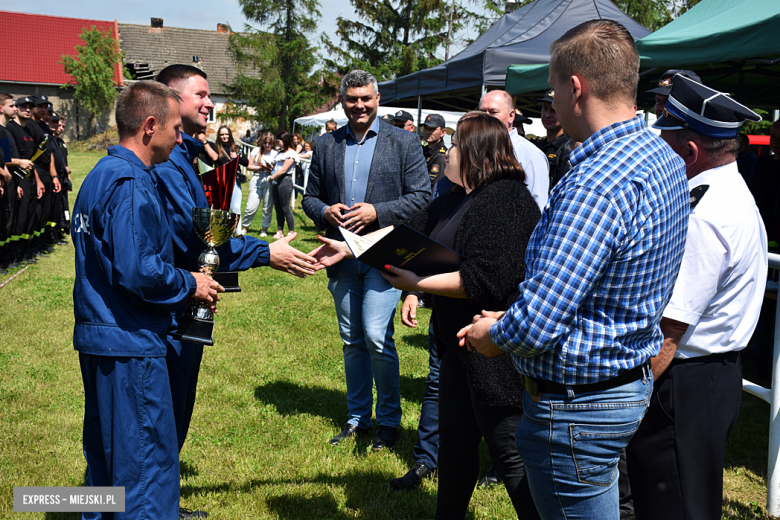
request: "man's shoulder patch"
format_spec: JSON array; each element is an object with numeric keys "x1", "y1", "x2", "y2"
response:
[{"x1": 431, "y1": 165, "x2": 439, "y2": 173}]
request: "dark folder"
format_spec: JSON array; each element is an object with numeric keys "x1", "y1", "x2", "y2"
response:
[
  {"x1": 0, "y1": 138, "x2": 10, "y2": 164},
  {"x1": 343, "y1": 224, "x2": 466, "y2": 277}
]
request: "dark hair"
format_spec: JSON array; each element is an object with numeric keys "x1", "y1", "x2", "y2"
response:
[
  {"x1": 550, "y1": 20, "x2": 639, "y2": 106},
  {"x1": 455, "y1": 112, "x2": 525, "y2": 191},
  {"x1": 156, "y1": 64, "x2": 208, "y2": 87},
  {"x1": 215, "y1": 125, "x2": 237, "y2": 158},
  {"x1": 304, "y1": 140, "x2": 314, "y2": 151},
  {"x1": 673, "y1": 129, "x2": 739, "y2": 160},
  {"x1": 276, "y1": 131, "x2": 295, "y2": 152},
  {"x1": 325, "y1": 119, "x2": 337, "y2": 129},
  {"x1": 0, "y1": 93, "x2": 12, "y2": 104},
  {"x1": 115, "y1": 82, "x2": 181, "y2": 140},
  {"x1": 293, "y1": 132, "x2": 303, "y2": 144}
]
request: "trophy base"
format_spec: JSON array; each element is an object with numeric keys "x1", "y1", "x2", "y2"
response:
[
  {"x1": 173, "y1": 317, "x2": 215, "y2": 346},
  {"x1": 213, "y1": 271, "x2": 241, "y2": 293}
]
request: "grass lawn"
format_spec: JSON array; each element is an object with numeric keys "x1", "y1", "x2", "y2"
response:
[{"x1": 0, "y1": 151, "x2": 773, "y2": 519}]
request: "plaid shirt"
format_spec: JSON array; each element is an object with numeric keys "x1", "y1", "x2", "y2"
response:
[{"x1": 489, "y1": 117, "x2": 689, "y2": 385}]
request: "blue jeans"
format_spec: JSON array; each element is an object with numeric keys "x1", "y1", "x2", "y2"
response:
[
  {"x1": 328, "y1": 259, "x2": 402, "y2": 429},
  {"x1": 413, "y1": 317, "x2": 440, "y2": 468},
  {"x1": 517, "y1": 369, "x2": 652, "y2": 520}
]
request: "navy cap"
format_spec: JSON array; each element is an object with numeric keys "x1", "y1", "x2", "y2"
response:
[
  {"x1": 391, "y1": 110, "x2": 414, "y2": 123},
  {"x1": 653, "y1": 75, "x2": 761, "y2": 139},
  {"x1": 514, "y1": 109, "x2": 532, "y2": 125},
  {"x1": 647, "y1": 69, "x2": 701, "y2": 96},
  {"x1": 537, "y1": 89, "x2": 554, "y2": 104},
  {"x1": 30, "y1": 94, "x2": 48, "y2": 105},
  {"x1": 421, "y1": 113, "x2": 445, "y2": 128},
  {"x1": 15, "y1": 96, "x2": 34, "y2": 106},
  {"x1": 51, "y1": 112, "x2": 60, "y2": 122}
]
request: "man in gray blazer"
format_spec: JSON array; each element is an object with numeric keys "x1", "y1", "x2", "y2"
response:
[{"x1": 303, "y1": 69, "x2": 430, "y2": 449}]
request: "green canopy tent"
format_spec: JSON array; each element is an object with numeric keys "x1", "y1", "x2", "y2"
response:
[{"x1": 506, "y1": 0, "x2": 780, "y2": 111}]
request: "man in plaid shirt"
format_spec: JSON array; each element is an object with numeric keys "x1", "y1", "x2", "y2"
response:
[{"x1": 460, "y1": 20, "x2": 690, "y2": 519}]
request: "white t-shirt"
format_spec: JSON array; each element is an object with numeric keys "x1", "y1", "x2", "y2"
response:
[
  {"x1": 274, "y1": 150, "x2": 299, "y2": 175},
  {"x1": 663, "y1": 161, "x2": 768, "y2": 358},
  {"x1": 509, "y1": 128, "x2": 549, "y2": 212},
  {"x1": 251, "y1": 148, "x2": 279, "y2": 172}
]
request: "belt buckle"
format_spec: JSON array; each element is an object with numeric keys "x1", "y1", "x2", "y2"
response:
[{"x1": 524, "y1": 376, "x2": 541, "y2": 402}]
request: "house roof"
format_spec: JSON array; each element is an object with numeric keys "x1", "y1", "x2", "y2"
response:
[
  {"x1": 0, "y1": 11, "x2": 122, "y2": 87},
  {"x1": 118, "y1": 23, "x2": 236, "y2": 95}
]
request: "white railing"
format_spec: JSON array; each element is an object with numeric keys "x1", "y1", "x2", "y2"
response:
[{"x1": 743, "y1": 251, "x2": 780, "y2": 516}]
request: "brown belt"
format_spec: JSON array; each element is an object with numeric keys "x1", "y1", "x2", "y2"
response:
[{"x1": 524, "y1": 363, "x2": 648, "y2": 400}]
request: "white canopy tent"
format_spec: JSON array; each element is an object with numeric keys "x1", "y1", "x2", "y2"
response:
[{"x1": 293, "y1": 106, "x2": 467, "y2": 135}]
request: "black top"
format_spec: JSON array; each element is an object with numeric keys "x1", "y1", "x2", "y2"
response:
[
  {"x1": 533, "y1": 134, "x2": 568, "y2": 189},
  {"x1": 6, "y1": 120, "x2": 38, "y2": 160},
  {"x1": 422, "y1": 138, "x2": 447, "y2": 187},
  {"x1": 750, "y1": 155, "x2": 780, "y2": 243},
  {"x1": 0, "y1": 124, "x2": 20, "y2": 161},
  {"x1": 404, "y1": 179, "x2": 541, "y2": 407},
  {"x1": 34, "y1": 120, "x2": 52, "y2": 169}
]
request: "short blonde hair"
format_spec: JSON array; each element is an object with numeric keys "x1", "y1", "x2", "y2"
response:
[{"x1": 550, "y1": 20, "x2": 639, "y2": 106}]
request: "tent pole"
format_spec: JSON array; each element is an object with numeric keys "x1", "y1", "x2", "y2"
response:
[
  {"x1": 417, "y1": 96, "x2": 423, "y2": 136},
  {"x1": 482, "y1": 84, "x2": 487, "y2": 98}
]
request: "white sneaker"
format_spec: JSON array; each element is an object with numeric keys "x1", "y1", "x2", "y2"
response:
[{"x1": 259, "y1": 231, "x2": 268, "y2": 237}]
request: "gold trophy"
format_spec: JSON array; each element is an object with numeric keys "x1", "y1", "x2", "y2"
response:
[{"x1": 173, "y1": 207, "x2": 238, "y2": 346}]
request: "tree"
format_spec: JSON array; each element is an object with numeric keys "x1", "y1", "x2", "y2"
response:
[
  {"x1": 322, "y1": 0, "x2": 501, "y2": 81},
  {"x1": 61, "y1": 26, "x2": 122, "y2": 137},
  {"x1": 226, "y1": 0, "x2": 336, "y2": 132}
]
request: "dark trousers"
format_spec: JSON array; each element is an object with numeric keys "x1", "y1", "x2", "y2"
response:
[
  {"x1": 272, "y1": 175, "x2": 294, "y2": 232},
  {"x1": 412, "y1": 317, "x2": 441, "y2": 469},
  {"x1": 13, "y1": 177, "x2": 35, "y2": 255},
  {"x1": 436, "y1": 350, "x2": 539, "y2": 520},
  {"x1": 166, "y1": 340, "x2": 204, "y2": 452},
  {"x1": 627, "y1": 352, "x2": 742, "y2": 520},
  {"x1": 79, "y1": 353, "x2": 180, "y2": 520}
]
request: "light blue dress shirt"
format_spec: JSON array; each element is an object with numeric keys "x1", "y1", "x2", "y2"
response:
[{"x1": 344, "y1": 117, "x2": 381, "y2": 206}]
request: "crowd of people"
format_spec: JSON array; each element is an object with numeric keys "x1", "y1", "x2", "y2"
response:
[
  {"x1": 0, "y1": 93, "x2": 72, "y2": 273},
  {"x1": 46, "y1": 15, "x2": 774, "y2": 520}
]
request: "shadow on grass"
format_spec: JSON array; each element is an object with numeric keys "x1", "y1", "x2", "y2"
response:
[
  {"x1": 181, "y1": 467, "x2": 438, "y2": 518},
  {"x1": 254, "y1": 380, "x2": 347, "y2": 426},
  {"x1": 721, "y1": 498, "x2": 767, "y2": 520}
]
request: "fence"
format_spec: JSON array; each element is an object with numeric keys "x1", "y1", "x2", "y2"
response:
[
  {"x1": 743, "y1": 251, "x2": 780, "y2": 516},
  {"x1": 238, "y1": 142, "x2": 310, "y2": 209}
]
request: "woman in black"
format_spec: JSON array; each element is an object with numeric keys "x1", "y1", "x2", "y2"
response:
[
  {"x1": 312, "y1": 113, "x2": 541, "y2": 519},
  {"x1": 214, "y1": 125, "x2": 249, "y2": 227}
]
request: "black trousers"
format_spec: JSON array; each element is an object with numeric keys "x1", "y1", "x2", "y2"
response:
[
  {"x1": 435, "y1": 351, "x2": 539, "y2": 520},
  {"x1": 272, "y1": 175, "x2": 295, "y2": 232},
  {"x1": 627, "y1": 351, "x2": 742, "y2": 520}
]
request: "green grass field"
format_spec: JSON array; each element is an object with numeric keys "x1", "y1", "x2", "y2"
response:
[{"x1": 0, "y1": 151, "x2": 772, "y2": 519}]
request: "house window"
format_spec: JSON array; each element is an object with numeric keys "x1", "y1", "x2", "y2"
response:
[{"x1": 207, "y1": 107, "x2": 215, "y2": 123}]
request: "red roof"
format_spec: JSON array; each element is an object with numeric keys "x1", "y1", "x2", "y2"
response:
[{"x1": 0, "y1": 11, "x2": 123, "y2": 87}]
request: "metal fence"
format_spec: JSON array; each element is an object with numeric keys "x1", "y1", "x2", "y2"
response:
[{"x1": 742, "y1": 251, "x2": 780, "y2": 516}]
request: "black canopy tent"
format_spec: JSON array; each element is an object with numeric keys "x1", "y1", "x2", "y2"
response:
[{"x1": 377, "y1": 0, "x2": 650, "y2": 116}]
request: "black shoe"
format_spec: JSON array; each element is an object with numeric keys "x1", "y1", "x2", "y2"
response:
[
  {"x1": 180, "y1": 507, "x2": 208, "y2": 519},
  {"x1": 372, "y1": 425, "x2": 400, "y2": 451},
  {"x1": 477, "y1": 464, "x2": 502, "y2": 488},
  {"x1": 390, "y1": 461, "x2": 436, "y2": 491},
  {"x1": 329, "y1": 423, "x2": 371, "y2": 445}
]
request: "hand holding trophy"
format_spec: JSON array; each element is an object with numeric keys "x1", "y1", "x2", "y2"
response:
[{"x1": 174, "y1": 157, "x2": 241, "y2": 346}]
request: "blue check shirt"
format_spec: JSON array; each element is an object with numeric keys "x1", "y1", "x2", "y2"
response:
[{"x1": 489, "y1": 117, "x2": 689, "y2": 385}]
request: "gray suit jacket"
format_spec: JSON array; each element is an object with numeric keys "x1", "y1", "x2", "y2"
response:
[{"x1": 303, "y1": 120, "x2": 431, "y2": 241}]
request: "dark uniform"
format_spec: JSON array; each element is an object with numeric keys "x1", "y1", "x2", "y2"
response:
[
  {"x1": 7, "y1": 116, "x2": 45, "y2": 259},
  {"x1": 422, "y1": 139, "x2": 447, "y2": 187},
  {"x1": 0, "y1": 123, "x2": 21, "y2": 266},
  {"x1": 533, "y1": 134, "x2": 568, "y2": 189},
  {"x1": 49, "y1": 114, "x2": 69, "y2": 240}
]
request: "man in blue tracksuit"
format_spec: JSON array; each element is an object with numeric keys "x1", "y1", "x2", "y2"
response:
[
  {"x1": 72, "y1": 82, "x2": 222, "y2": 520},
  {"x1": 153, "y1": 65, "x2": 317, "y2": 483}
]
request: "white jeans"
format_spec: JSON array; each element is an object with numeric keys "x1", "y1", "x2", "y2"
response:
[
  {"x1": 242, "y1": 174, "x2": 273, "y2": 230},
  {"x1": 230, "y1": 182, "x2": 243, "y2": 231}
]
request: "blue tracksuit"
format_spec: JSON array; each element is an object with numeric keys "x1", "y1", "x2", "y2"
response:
[
  {"x1": 154, "y1": 133, "x2": 270, "y2": 452},
  {"x1": 72, "y1": 145, "x2": 195, "y2": 519}
]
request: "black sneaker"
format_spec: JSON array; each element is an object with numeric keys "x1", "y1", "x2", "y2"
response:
[
  {"x1": 329, "y1": 423, "x2": 371, "y2": 445},
  {"x1": 371, "y1": 425, "x2": 400, "y2": 451},
  {"x1": 180, "y1": 507, "x2": 208, "y2": 519},
  {"x1": 390, "y1": 461, "x2": 436, "y2": 491},
  {"x1": 477, "y1": 463, "x2": 502, "y2": 488}
]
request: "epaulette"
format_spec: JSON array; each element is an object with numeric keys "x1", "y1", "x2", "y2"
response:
[{"x1": 690, "y1": 185, "x2": 709, "y2": 209}]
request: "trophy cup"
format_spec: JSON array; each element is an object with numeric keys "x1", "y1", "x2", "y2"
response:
[{"x1": 173, "y1": 207, "x2": 238, "y2": 346}]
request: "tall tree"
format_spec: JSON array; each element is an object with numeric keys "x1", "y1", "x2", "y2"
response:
[
  {"x1": 61, "y1": 26, "x2": 122, "y2": 135},
  {"x1": 227, "y1": 0, "x2": 335, "y2": 132}
]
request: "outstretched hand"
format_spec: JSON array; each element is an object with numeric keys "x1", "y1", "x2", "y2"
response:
[
  {"x1": 456, "y1": 310, "x2": 506, "y2": 357},
  {"x1": 308, "y1": 234, "x2": 352, "y2": 270},
  {"x1": 268, "y1": 232, "x2": 317, "y2": 278}
]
